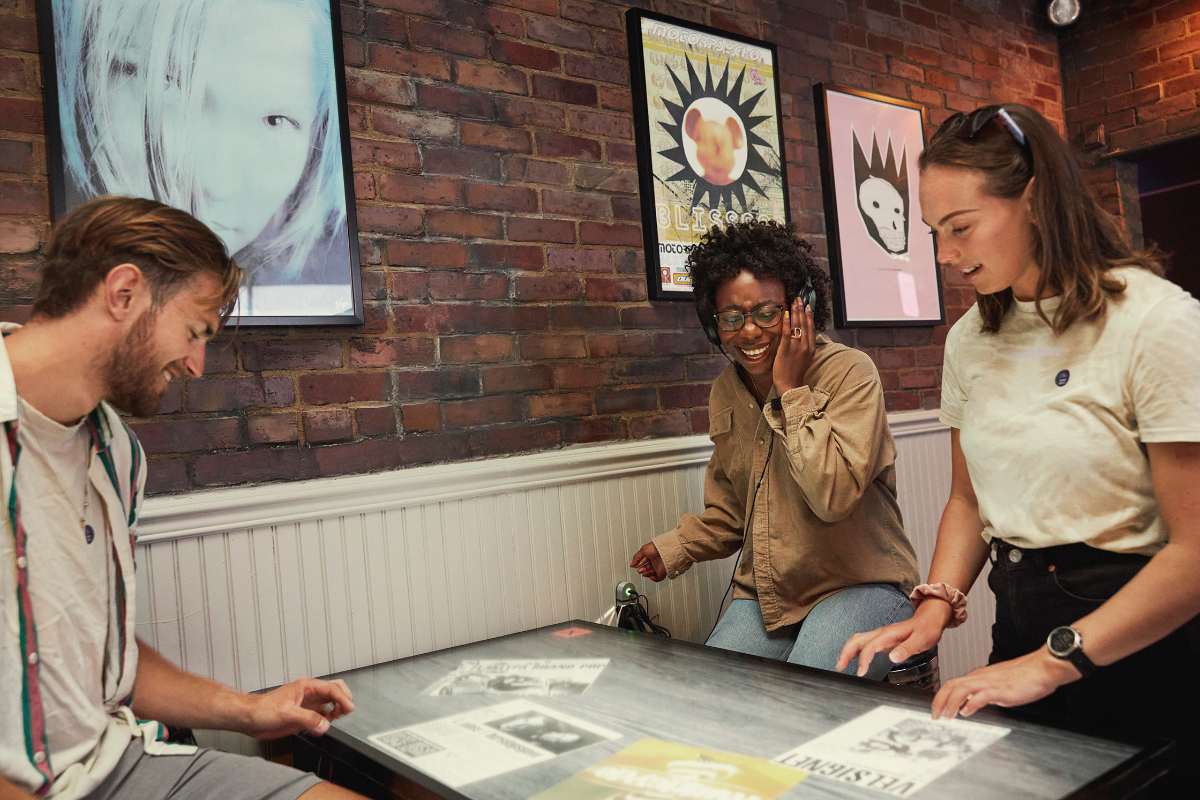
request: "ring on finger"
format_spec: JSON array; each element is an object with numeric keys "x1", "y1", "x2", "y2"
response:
[{"x1": 791, "y1": 327, "x2": 803, "y2": 339}]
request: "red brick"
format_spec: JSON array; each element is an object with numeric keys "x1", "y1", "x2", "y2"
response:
[
  {"x1": 654, "y1": 331, "x2": 710, "y2": 356},
  {"x1": 547, "y1": 248, "x2": 612, "y2": 271},
  {"x1": 300, "y1": 373, "x2": 391, "y2": 405},
  {"x1": 620, "y1": 305, "x2": 683, "y2": 329},
  {"x1": 401, "y1": 403, "x2": 441, "y2": 432},
  {"x1": 194, "y1": 449, "x2": 318, "y2": 487},
  {"x1": 422, "y1": 147, "x2": 500, "y2": 179},
  {"x1": 389, "y1": 271, "x2": 431, "y2": 301},
  {"x1": 598, "y1": 86, "x2": 633, "y2": 113},
  {"x1": 368, "y1": 43, "x2": 452, "y2": 80},
  {"x1": 514, "y1": 275, "x2": 583, "y2": 301},
  {"x1": 394, "y1": 367, "x2": 481, "y2": 400},
  {"x1": 490, "y1": 39, "x2": 560, "y2": 71},
  {"x1": 426, "y1": 210, "x2": 503, "y2": 238},
  {"x1": 470, "y1": 422, "x2": 560, "y2": 456},
  {"x1": 444, "y1": 396, "x2": 524, "y2": 427},
  {"x1": 356, "y1": 405, "x2": 397, "y2": 436},
  {"x1": 456, "y1": 61, "x2": 527, "y2": 95},
  {"x1": 527, "y1": 16, "x2": 592, "y2": 49},
  {"x1": 1133, "y1": 58, "x2": 1191, "y2": 89},
  {"x1": 0, "y1": 180, "x2": 48, "y2": 216},
  {"x1": 304, "y1": 408, "x2": 354, "y2": 444},
  {"x1": 354, "y1": 172, "x2": 375, "y2": 200},
  {"x1": 1137, "y1": 92, "x2": 1197, "y2": 123},
  {"x1": 345, "y1": 68, "x2": 416, "y2": 106},
  {"x1": 0, "y1": 13, "x2": 38, "y2": 53},
  {"x1": 460, "y1": 121, "x2": 532, "y2": 153},
  {"x1": 0, "y1": 219, "x2": 38, "y2": 253},
  {"x1": 595, "y1": 30, "x2": 628, "y2": 59},
  {"x1": 496, "y1": 98, "x2": 566, "y2": 129},
  {"x1": 441, "y1": 305, "x2": 547, "y2": 333},
  {"x1": 242, "y1": 340, "x2": 343, "y2": 372},
  {"x1": 410, "y1": 19, "x2": 486, "y2": 56},
  {"x1": 550, "y1": 305, "x2": 619, "y2": 329},
  {"x1": 482, "y1": 364, "x2": 553, "y2": 393},
  {"x1": 469, "y1": 243, "x2": 544, "y2": 270},
  {"x1": 629, "y1": 412, "x2": 690, "y2": 439},
  {"x1": 506, "y1": 157, "x2": 569, "y2": 184},
  {"x1": 884, "y1": 391, "x2": 921, "y2": 412},
  {"x1": 0, "y1": 98, "x2": 41, "y2": 135},
  {"x1": 508, "y1": 216, "x2": 576, "y2": 243},
  {"x1": 605, "y1": 142, "x2": 638, "y2": 164},
  {"x1": 564, "y1": 53, "x2": 629, "y2": 85},
  {"x1": 554, "y1": 362, "x2": 620, "y2": 389},
  {"x1": 351, "y1": 138, "x2": 420, "y2": 171},
  {"x1": 248, "y1": 413, "x2": 300, "y2": 445},
  {"x1": 521, "y1": 334, "x2": 587, "y2": 359},
  {"x1": 0, "y1": 140, "x2": 33, "y2": 174},
  {"x1": 387, "y1": 240, "x2": 467, "y2": 268},
  {"x1": 370, "y1": 108, "x2": 457, "y2": 141},
  {"x1": 349, "y1": 337, "x2": 436, "y2": 367},
  {"x1": 566, "y1": 109, "x2": 633, "y2": 139},
  {"x1": 144, "y1": 460, "x2": 189, "y2": 495},
  {"x1": 579, "y1": 222, "x2": 640, "y2": 246},
  {"x1": 529, "y1": 393, "x2": 593, "y2": 418},
  {"x1": 430, "y1": 271, "x2": 508, "y2": 300},
  {"x1": 355, "y1": 206, "x2": 423, "y2": 235},
  {"x1": 595, "y1": 388, "x2": 657, "y2": 414},
  {"x1": 562, "y1": 418, "x2": 625, "y2": 444},
  {"x1": 561, "y1": 0, "x2": 623, "y2": 29},
  {"x1": 686, "y1": 357, "x2": 727, "y2": 381},
  {"x1": 465, "y1": 183, "x2": 537, "y2": 213},
  {"x1": 364, "y1": 9, "x2": 406, "y2": 42},
  {"x1": 588, "y1": 333, "x2": 653, "y2": 357},
  {"x1": 533, "y1": 131, "x2": 602, "y2": 160},
  {"x1": 189, "y1": 377, "x2": 295, "y2": 412},
  {"x1": 132, "y1": 417, "x2": 241, "y2": 454},
  {"x1": 0, "y1": 56, "x2": 25, "y2": 92},
  {"x1": 660, "y1": 384, "x2": 710, "y2": 409},
  {"x1": 542, "y1": 189, "x2": 609, "y2": 218},
  {"x1": 532, "y1": 75, "x2": 599, "y2": 107},
  {"x1": 419, "y1": 84, "x2": 495, "y2": 119},
  {"x1": 574, "y1": 165, "x2": 638, "y2": 193},
  {"x1": 1106, "y1": 85, "x2": 1162, "y2": 114},
  {"x1": 585, "y1": 278, "x2": 647, "y2": 302},
  {"x1": 441, "y1": 334, "x2": 513, "y2": 362}
]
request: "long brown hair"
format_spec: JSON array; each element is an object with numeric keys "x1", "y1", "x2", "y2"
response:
[
  {"x1": 919, "y1": 104, "x2": 1162, "y2": 334},
  {"x1": 35, "y1": 195, "x2": 242, "y2": 320}
]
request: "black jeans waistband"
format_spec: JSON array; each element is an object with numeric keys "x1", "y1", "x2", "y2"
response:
[{"x1": 989, "y1": 538, "x2": 1152, "y2": 571}]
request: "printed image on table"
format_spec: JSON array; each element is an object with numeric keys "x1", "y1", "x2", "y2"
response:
[
  {"x1": 487, "y1": 710, "x2": 609, "y2": 755},
  {"x1": 424, "y1": 659, "x2": 609, "y2": 697}
]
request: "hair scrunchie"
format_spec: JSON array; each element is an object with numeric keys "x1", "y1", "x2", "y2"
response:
[{"x1": 909, "y1": 583, "x2": 968, "y2": 628}]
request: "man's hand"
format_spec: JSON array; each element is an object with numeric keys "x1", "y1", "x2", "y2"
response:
[
  {"x1": 772, "y1": 297, "x2": 815, "y2": 396},
  {"x1": 931, "y1": 647, "x2": 1080, "y2": 719},
  {"x1": 837, "y1": 599, "x2": 951, "y2": 676},
  {"x1": 629, "y1": 542, "x2": 667, "y2": 582},
  {"x1": 239, "y1": 677, "x2": 355, "y2": 740}
]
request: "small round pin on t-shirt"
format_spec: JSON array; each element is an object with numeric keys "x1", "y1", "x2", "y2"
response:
[{"x1": 1055, "y1": 369, "x2": 1070, "y2": 387}]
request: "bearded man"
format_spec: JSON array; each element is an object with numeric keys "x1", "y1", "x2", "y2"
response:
[{"x1": 0, "y1": 197, "x2": 362, "y2": 800}]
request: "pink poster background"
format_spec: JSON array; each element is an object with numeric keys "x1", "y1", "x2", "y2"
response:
[{"x1": 825, "y1": 91, "x2": 942, "y2": 323}]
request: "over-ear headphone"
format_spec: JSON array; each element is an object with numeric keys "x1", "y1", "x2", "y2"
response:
[{"x1": 697, "y1": 276, "x2": 815, "y2": 348}]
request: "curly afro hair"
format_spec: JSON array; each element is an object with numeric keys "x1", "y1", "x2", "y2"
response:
[{"x1": 687, "y1": 219, "x2": 832, "y2": 332}]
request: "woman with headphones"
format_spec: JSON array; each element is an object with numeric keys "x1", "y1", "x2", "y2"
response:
[{"x1": 629, "y1": 220, "x2": 919, "y2": 678}]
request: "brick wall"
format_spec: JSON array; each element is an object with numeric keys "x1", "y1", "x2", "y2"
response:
[
  {"x1": 0, "y1": 0, "x2": 1062, "y2": 495},
  {"x1": 1060, "y1": 0, "x2": 1200, "y2": 227}
]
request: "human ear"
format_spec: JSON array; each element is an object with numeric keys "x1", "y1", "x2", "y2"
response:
[{"x1": 102, "y1": 263, "x2": 149, "y2": 323}]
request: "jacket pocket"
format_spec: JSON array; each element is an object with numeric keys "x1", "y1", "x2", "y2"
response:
[{"x1": 708, "y1": 406, "x2": 733, "y2": 439}]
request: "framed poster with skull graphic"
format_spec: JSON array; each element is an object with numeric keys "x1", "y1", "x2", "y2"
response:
[
  {"x1": 627, "y1": 9, "x2": 790, "y2": 301},
  {"x1": 814, "y1": 84, "x2": 945, "y2": 327}
]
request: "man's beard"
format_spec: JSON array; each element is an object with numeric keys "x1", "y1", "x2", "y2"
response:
[{"x1": 105, "y1": 310, "x2": 165, "y2": 418}]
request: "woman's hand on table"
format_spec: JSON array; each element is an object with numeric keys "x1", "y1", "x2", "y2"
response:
[
  {"x1": 629, "y1": 542, "x2": 667, "y2": 582},
  {"x1": 772, "y1": 297, "x2": 816, "y2": 396},
  {"x1": 837, "y1": 599, "x2": 951, "y2": 677},
  {"x1": 931, "y1": 648, "x2": 1081, "y2": 719}
]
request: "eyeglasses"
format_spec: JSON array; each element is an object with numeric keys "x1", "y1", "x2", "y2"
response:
[
  {"x1": 934, "y1": 105, "x2": 1031, "y2": 159},
  {"x1": 715, "y1": 304, "x2": 786, "y2": 332}
]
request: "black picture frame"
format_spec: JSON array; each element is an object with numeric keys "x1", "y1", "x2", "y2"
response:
[
  {"x1": 626, "y1": 9, "x2": 791, "y2": 301},
  {"x1": 36, "y1": 0, "x2": 363, "y2": 327},
  {"x1": 813, "y1": 83, "x2": 945, "y2": 328}
]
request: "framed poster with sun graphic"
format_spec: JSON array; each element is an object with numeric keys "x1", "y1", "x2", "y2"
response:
[
  {"x1": 627, "y1": 10, "x2": 790, "y2": 301},
  {"x1": 813, "y1": 84, "x2": 945, "y2": 327}
]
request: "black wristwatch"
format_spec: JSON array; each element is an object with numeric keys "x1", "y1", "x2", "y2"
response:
[{"x1": 1046, "y1": 625, "x2": 1097, "y2": 678}]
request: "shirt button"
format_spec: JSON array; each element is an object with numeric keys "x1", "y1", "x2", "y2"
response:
[
  {"x1": 16, "y1": 556, "x2": 27, "y2": 569},
  {"x1": 1008, "y1": 549, "x2": 1023, "y2": 564},
  {"x1": 33, "y1": 750, "x2": 45, "y2": 764},
  {"x1": 748, "y1": 403, "x2": 753, "y2": 409},
  {"x1": 28, "y1": 652, "x2": 38, "y2": 665},
  {"x1": 758, "y1": 438, "x2": 765, "y2": 444}
]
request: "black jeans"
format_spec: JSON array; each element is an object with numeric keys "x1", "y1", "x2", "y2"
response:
[{"x1": 987, "y1": 539, "x2": 1200, "y2": 753}]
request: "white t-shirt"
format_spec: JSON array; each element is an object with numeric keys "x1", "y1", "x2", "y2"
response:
[
  {"x1": 940, "y1": 267, "x2": 1200, "y2": 554},
  {"x1": 15, "y1": 398, "x2": 119, "y2": 780}
]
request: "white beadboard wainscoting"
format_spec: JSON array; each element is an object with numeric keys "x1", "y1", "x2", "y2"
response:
[{"x1": 135, "y1": 409, "x2": 994, "y2": 750}]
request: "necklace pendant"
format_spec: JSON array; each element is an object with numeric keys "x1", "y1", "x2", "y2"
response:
[{"x1": 84, "y1": 523, "x2": 95, "y2": 544}]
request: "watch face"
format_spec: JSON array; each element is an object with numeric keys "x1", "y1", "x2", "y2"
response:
[{"x1": 1049, "y1": 626, "x2": 1077, "y2": 655}]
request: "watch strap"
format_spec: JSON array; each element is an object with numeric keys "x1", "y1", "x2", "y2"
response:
[{"x1": 1048, "y1": 626, "x2": 1098, "y2": 678}]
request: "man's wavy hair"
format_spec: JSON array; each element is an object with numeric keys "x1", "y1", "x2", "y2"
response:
[
  {"x1": 687, "y1": 219, "x2": 833, "y2": 332},
  {"x1": 920, "y1": 103, "x2": 1163, "y2": 334},
  {"x1": 34, "y1": 195, "x2": 242, "y2": 319}
]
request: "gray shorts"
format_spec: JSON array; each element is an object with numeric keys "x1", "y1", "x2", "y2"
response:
[{"x1": 82, "y1": 738, "x2": 323, "y2": 800}]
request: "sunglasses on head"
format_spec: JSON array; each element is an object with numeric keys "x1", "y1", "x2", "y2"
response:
[{"x1": 934, "y1": 105, "x2": 1031, "y2": 159}]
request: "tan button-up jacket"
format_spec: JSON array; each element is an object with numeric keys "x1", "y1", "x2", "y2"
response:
[{"x1": 653, "y1": 336, "x2": 919, "y2": 631}]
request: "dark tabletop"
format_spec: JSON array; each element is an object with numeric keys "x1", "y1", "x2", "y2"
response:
[{"x1": 296, "y1": 621, "x2": 1170, "y2": 800}]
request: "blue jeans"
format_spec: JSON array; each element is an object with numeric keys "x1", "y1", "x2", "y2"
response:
[{"x1": 706, "y1": 584, "x2": 913, "y2": 679}]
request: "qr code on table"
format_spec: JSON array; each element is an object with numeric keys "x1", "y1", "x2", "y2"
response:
[{"x1": 375, "y1": 730, "x2": 443, "y2": 759}]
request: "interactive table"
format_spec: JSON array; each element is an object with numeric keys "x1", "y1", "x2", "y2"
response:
[{"x1": 291, "y1": 621, "x2": 1171, "y2": 799}]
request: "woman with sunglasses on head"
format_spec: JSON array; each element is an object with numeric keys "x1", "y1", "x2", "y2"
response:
[
  {"x1": 838, "y1": 103, "x2": 1200, "y2": 756},
  {"x1": 629, "y1": 220, "x2": 919, "y2": 678}
]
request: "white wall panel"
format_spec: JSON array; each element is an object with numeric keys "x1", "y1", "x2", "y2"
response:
[{"x1": 137, "y1": 409, "x2": 984, "y2": 738}]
